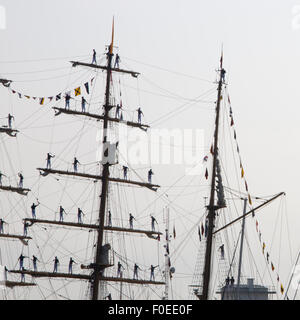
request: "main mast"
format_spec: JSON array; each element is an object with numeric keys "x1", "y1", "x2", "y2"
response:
[
  {"x1": 7, "y1": 22, "x2": 165, "y2": 300},
  {"x1": 91, "y1": 21, "x2": 114, "y2": 301},
  {"x1": 201, "y1": 53, "x2": 224, "y2": 300}
]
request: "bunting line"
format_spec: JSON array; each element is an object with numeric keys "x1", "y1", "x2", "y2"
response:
[
  {"x1": 226, "y1": 87, "x2": 285, "y2": 296},
  {"x1": 3, "y1": 77, "x2": 95, "y2": 107}
]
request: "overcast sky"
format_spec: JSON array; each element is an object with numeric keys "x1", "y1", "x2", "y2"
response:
[{"x1": 0, "y1": 0, "x2": 299, "y2": 300}]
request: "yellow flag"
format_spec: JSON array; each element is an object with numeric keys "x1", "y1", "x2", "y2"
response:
[
  {"x1": 262, "y1": 242, "x2": 266, "y2": 254},
  {"x1": 241, "y1": 167, "x2": 244, "y2": 178},
  {"x1": 248, "y1": 194, "x2": 252, "y2": 205},
  {"x1": 280, "y1": 284, "x2": 284, "y2": 294},
  {"x1": 75, "y1": 87, "x2": 81, "y2": 96}
]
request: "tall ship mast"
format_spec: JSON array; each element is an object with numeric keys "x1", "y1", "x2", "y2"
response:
[
  {"x1": 190, "y1": 53, "x2": 287, "y2": 300},
  {"x1": 0, "y1": 26, "x2": 296, "y2": 300},
  {"x1": 0, "y1": 22, "x2": 169, "y2": 300},
  {"x1": 0, "y1": 92, "x2": 36, "y2": 291}
]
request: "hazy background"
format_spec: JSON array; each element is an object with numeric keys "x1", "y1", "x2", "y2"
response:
[{"x1": 0, "y1": 0, "x2": 299, "y2": 300}]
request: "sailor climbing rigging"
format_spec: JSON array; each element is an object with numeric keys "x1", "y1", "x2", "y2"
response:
[
  {"x1": 31, "y1": 201, "x2": 40, "y2": 219},
  {"x1": 81, "y1": 96, "x2": 87, "y2": 112},
  {"x1": 136, "y1": 107, "x2": 143, "y2": 124},
  {"x1": 133, "y1": 263, "x2": 141, "y2": 280},
  {"x1": 53, "y1": 256, "x2": 59, "y2": 273},
  {"x1": 148, "y1": 169, "x2": 154, "y2": 183},
  {"x1": 150, "y1": 264, "x2": 158, "y2": 281},
  {"x1": 8, "y1": 113, "x2": 14, "y2": 128},
  {"x1": 92, "y1": 49, "x2": 97, "y2": 64},
  {"x1": 32, "y1": 255, "x2": 39, "y2": 272},
  {"x1": 151, "y1": 215, "x2": 157, "y2": 231},
  {"x1": 18, "y1": 173, "x2": 24, "y2": 188},
  {"x1": 73, "y1": 157, "x2": 80, "y2": 172},
  {"x1": 77, "y1": 208, "x2": 84, "y2": 224},
  {"x1": 129, "y1": 213, "x2": 135, "y2": 229},
  {"x1": 59, "y1": 205, "x2": 67, "y2": 222},
  {"x1": 123, "y1": 166, "x2": 129, "y2": 179},
  {"x1": 68, "y1": 257, "x2": 76, "y2": 274},
  {"x1": 46, "y1": 153, "x2": 55, "y2": 169}
]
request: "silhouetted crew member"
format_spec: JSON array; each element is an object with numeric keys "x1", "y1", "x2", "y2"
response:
[
  {"x1": 117, "y1": 261, "x2": 124, "y2": 278},
  {"x1": 92, "y1": 49, "x2": 97, "y2": 64},
  {"x1": 221, "y1": 68, "x2": 226, "y2": 82},
  {"x1": 73, "y1": 157, "x2": 80, "y2": 172},
  {"x1": 106, "y1": 293, "x2": 112, "y2": 300},
  {"x1": 219, "y1": 244, "x2": 225, "y2": 259},
  {"x1": 148, "y1": 169, "x2": 154, "y2": 184},
  {"x1": 77, "y1": 208, "x2": 84, "y2": 224},
  {"x1": 23, "y1": 221, "x2": 30, "y2": 236},
  {"x1": 18, "y1": 173, "x2": 24, "y2": 188},
  {"x1": 123, "y1": 166, "x2": 129, "y2": 179},
  {"x1": 65, "y1": 93, "x2": 71, "y2": 109},
  {"x1": 115, "y1": 104, "x2": 122, "y2": 119},
  {"x1": 0, "y1": 171, "x2": 7, "y2": 186},
  {"x1": 136, "y1": 107, "x2": 143, "y2": 124},
  {"x1": 8, "y1": 113, "x2": 14, "y2": 128},
  {"x1": 21, "y1": 267, "x2": 25, "y2": 282},
  {"x1": 32, "y1": 255, "x2": 39, "y2": 272},
  {"x1": 205, "y1": 218, "x2": 208, "y2": 238},
  {"x1": 81, "y1": 97, "x2": 87, "y2": 112},
  {"x1": 46, "y1": 153, "x2": 55, "y2": 169},
  {"x1": 114, "y1": 54, "x2": 120, "y2": 68},
  {"x1": 133, "y1": 263, "x2": 141, "y2": 280},
  {"x1": 151, "y1": 215, "x2": 157, "y2": 231},
  {"x1": 68, "y1": 257, "x2": 76, "y2": 274},
  {"x1": 53, "y1": 256, "x2": 59, "y2": 273},
  {"x1": 108, "y1": 210, "x2": 112, "y2": 227},
  {"x1": 225, "y1": 277, "x2": 230, "y2": 286},
  {"x1": 150, "y1": 264, "x2": 158, "y2": 281},
  {"x1": 4, "y1": 266, "x2": 8, "y2": 281},
  {"x1": 18, "y1": 254, "x2": 26, "y2": 270},
  {"x1": 230, "y1": 276, "x2": 235, "y2": 285},
  {"x1": 0, "y1": 219, "x2": 6, "y2": 234},
  {"x1": 59, "y1": 205, "x2": 67, "y2": 222},
  {"x1": 129, "y1": 213, "x2": 135, "y2": 229},
  {"x1": 31, "y1": 201, "x2": 40, "y2": 219}
]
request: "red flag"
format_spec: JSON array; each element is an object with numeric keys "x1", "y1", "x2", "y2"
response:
[
  {"x1": 230, "y1": 117, "x2": 234, "y2": 126},
  {"x1": 205, "y1": 168, "x2": 208, "y2": 180},
  {"x1": 201, "y1": 223, "x2": 204, "y2": 235},
  {"x1": 271, "y1": 263, "x2": 275, "y2": 271},
  {"x1": 256, "y1": 220, "x2": 258, "y2": 232}
]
